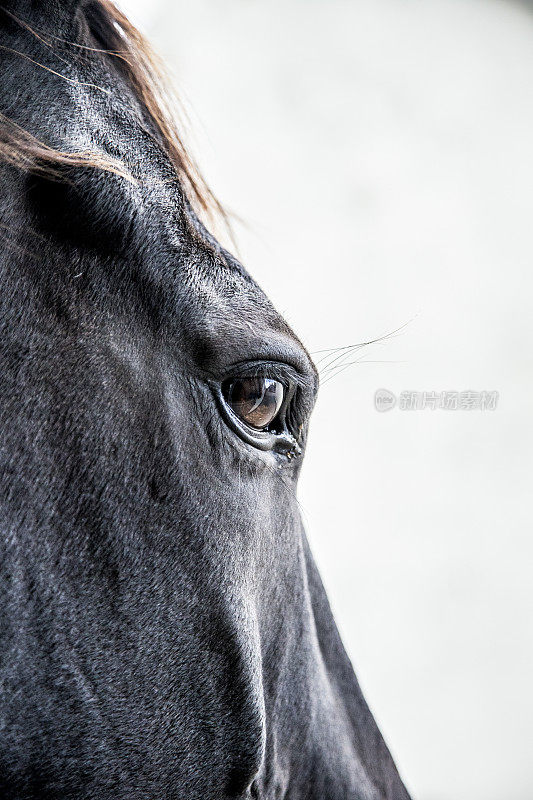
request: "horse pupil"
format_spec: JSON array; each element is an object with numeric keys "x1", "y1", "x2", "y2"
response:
[{"x1": 226, "y1": 378, "x2": 284, "y2": 429}]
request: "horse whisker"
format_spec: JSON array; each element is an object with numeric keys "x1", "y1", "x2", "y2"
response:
[{"x1": 320, "y1": 359, "x2": 405, "y2": 386}]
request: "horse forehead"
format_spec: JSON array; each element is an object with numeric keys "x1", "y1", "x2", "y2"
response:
[
  {"x1": 0, "y1": 13, "x2": 306, "y2": 359},
  {"x1": 0, "y1": 17, "x2": 156, "y2": 158},
  {"x1": 181, "y1": 257, "x2": 293, "y2": 348}
]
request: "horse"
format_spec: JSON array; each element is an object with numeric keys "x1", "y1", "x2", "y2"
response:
[{"x1": 0, "y1": 2, "x2": 411, "y2": 798}]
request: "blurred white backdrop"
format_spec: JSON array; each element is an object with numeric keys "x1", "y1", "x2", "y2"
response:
[{"x1": 120, "y1": 1, "x2": 533, "y2": 798}]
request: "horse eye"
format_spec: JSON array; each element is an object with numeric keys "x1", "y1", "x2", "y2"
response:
[{"x1": 223, "y1": 377, "x2": 284, "y2": 430}]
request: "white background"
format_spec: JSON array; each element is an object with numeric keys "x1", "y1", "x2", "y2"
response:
[{"x1": 120, "y1": 2, "x2": 533, "y2": 798}]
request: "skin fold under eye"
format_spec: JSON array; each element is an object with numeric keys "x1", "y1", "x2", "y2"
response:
[{"x1": 223, "y1": 377, "x2": 284, "y2": 430}]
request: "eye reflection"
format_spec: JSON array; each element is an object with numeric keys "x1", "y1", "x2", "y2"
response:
[{"x1": 224, "y1": 377, "x2": 284, "y2": 430}]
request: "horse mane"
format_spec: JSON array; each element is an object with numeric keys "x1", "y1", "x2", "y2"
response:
[{"x1": 0, "y1": 0, "x2": 225, "y2": 225}]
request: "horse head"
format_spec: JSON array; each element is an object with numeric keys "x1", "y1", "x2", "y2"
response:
[{"x1": 0, "y1": 2, "x2": 410, "y2": 797}]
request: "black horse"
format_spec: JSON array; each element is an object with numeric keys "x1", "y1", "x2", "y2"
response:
[{"x1": 0, "y1": 2, "x2": 411, "y2": 798}]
